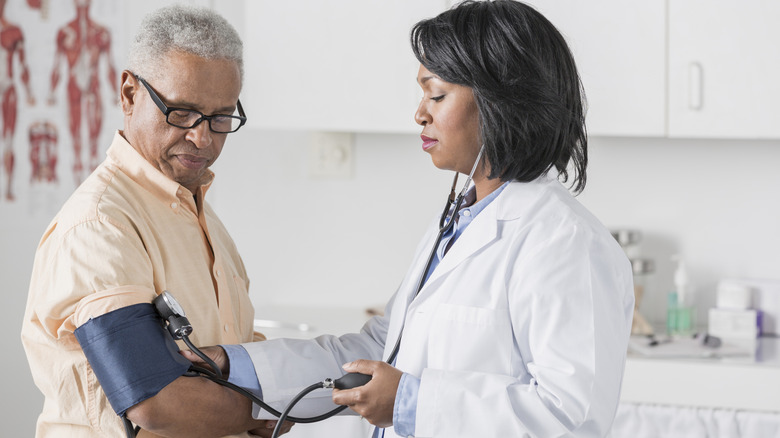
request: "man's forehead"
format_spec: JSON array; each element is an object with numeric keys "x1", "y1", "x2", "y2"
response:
[
  {"x1": 152, "y1": 53, "x2": 240, "y2": 85},
  {"x1": 145, "y1": 59, "x2": 241, "y2": 112}
]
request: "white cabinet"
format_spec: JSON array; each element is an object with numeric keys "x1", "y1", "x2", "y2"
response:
[
  {"x1": 243, "y1": 0, "x2": 446, "y2": 133},
  {"x1": 535, "y1": 0, "x2": 780, "y2": 139},
  {"x1": 668, "y1": 0, "x2": 780, "y2": 139},
  {"x1": 244, "y1": 0, "x2": 666, "y2": 137},
  {"x1": 526, "y1": 1, "x2": 666, "y2": 137},
  {"x1": 242, "y1": 0, "x2": 780, "y2": 139}
]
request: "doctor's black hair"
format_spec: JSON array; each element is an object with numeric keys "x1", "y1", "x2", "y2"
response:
[{"x1": 411, "y1": 0, "x2": 588, "y2": 193}]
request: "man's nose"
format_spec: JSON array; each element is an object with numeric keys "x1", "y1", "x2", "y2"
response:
[{"x1": 187, "y1": 119, "x2": 213, "y2": 149}]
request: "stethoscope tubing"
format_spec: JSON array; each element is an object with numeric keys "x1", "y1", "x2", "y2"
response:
[{"x1": 386, "y1": 144, "x2": 485, "y2": 364}]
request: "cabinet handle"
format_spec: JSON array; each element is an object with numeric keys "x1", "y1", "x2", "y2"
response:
[{"x1": 688, "y1": 62, "x2": 704, "y2": 111}]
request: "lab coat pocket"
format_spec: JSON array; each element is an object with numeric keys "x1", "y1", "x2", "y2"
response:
[{"x1": 427, "y1": 303, "x2": 512, "y2": 374}]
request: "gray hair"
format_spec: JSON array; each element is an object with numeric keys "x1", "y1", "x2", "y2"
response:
[{"x1": 127, "y1": 4, "x2": 243, "y2": 84}]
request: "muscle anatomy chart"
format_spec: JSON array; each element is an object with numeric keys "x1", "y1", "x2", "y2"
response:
[
  {"x1": 28, "y1": 120, "x2": 56, "y2": 183},
  {"x1": 0, "y1": 1, "x2": 122, "y2": 214},
  {"x1": 0, "y1": 0, "x2": 34, "y2": 201},
  {"x1": 48, "y1": 0, "x2": 116, "y2": 186}
]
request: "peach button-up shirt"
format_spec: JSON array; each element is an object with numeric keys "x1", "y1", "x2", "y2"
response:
[{"x1": 22, "y1": 131, "x2": 265, "y2": 437}]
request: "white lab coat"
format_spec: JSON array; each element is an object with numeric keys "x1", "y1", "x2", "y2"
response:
[{"x1": 244, "y1": 174, "x2": 635, "y2": 438}]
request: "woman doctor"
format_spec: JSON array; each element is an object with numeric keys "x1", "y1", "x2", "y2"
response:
[{"x1": 199, "y1": 1, "x2": 635, "y2": 437}]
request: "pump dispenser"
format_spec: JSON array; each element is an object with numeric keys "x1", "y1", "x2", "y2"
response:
[
  {"x1": 667, "y1": 255, "x2": 694, "y2": 335},
  {"x1": 674, "y1": 257, "x2": 688, "y2": 306}
]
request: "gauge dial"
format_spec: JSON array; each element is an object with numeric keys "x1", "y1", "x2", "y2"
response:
[{"x1": 162, "y1": 291, "x2": 186, "y2": 317}]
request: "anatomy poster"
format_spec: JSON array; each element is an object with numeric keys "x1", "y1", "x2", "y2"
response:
[{"x1": 0, "y1": 0, "x2": 124, "y2": 217}]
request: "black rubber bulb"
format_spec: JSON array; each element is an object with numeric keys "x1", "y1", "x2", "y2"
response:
[{"x1": 333, "y1": 372, "x2": 372, "y2": 389}]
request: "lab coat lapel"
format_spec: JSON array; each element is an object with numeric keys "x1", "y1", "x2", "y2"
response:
[
  {"x1": 412, "y1": 180, "x2": 538, "y2": 299},
  {"x1": 382, "y1": 220, "x2": 440, "y2": 359},
  {"x1": 418, "y1": 201, "x2": 499, "y2": 295},
  {"x1": 384, "y1": 178, "x2": 553, "y2": 360},
  {"x1": 400, "y1": 220, "x2": 441, "y2": 306}
]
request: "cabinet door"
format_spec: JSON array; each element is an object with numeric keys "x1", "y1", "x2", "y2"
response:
[
  {"x1": 669, "y1": 0, "x2": 780, "y2": 138},
  {"x1": 527, "y1": 0, "x2": 666, "y2": 137},
  {"x1": 243, "y1": 1, "x2": 445, "y2": 133}
]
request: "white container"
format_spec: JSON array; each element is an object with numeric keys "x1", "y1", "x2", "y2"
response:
[
  {"x1": 718, "y1": 278, "x2": 780, "y2": 335},
  {"x1": 708, "y1": 308, "x2": 759, "y2": 339},
  {"x1": 716, "y1": 281, "x2": 754, "y2": 310}
]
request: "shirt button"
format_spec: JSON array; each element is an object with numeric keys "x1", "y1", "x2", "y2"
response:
[
  {"x1": 463, "y1": 209, "x2": 471, "y2": 217},
  {"x1": 170, "y1": 202, "x2": 178, "y2": 209},
  {"x1": 216, "y1": 270, "x2": 221, "y2": 277}
]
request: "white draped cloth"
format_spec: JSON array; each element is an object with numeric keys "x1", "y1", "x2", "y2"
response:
[{"x1": 610, "y1": 403, "x2": 780, "y2": 438}]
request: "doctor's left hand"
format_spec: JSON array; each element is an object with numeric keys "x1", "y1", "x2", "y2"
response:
[{"x1": 331, "y1": 360, "x2": 402, "y2": 428}]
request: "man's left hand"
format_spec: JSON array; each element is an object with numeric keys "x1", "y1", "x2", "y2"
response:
[
  {"x1": 181, "y1": 346, "x2": 229, "y2": 376},
  {"x1": 249, "y1": 420, "x2": 294, "y2": 437}
]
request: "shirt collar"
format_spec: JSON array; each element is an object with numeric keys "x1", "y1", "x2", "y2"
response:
[
  {"x1": 106, "y1": 131, "x2": 215, "y2": 208},
  {"x1": 458, "y1": 181, "x2": 509, "y2": 220}
]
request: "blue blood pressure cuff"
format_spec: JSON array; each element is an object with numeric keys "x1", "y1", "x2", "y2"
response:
[{"x1": 74, "y1": 303, "x2": 192, "y2": 417}]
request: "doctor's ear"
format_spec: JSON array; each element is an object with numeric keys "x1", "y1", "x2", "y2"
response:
[{"x1": 120, "y1": 70, "x2": 139, "y2": 115}]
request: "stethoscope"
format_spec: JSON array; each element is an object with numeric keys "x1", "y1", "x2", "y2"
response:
[
  {"x1": 384, "y1": 143, "x2": 485, "y2": 365},
  {"x1": 266, "y1": 144, "x2": 487, "y2": 436},
  {"x1": 133, "y1": 145, "x2": 488, "y2": 438}
]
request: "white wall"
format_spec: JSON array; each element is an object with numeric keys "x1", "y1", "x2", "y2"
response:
[
  {"x1": 5, "y1": 0, "x2": 780, "y2": 436},
  {"x1": 210, "y1": 133, "x2": 780, "y2": 329},
  {"x1": 208, "y1": 130, "x2": 452, "y2": 312},
  {"x1": 580, "y1": 136, "x2": 780, "y2": 327}
]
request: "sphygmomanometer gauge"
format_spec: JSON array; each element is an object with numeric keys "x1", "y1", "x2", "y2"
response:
[
  {"x1": 159, "y1": 290, "x2": 186, "y2": 318},
  {"x1": 154, "y1": 291, "x2": 193, "y2": 339}
]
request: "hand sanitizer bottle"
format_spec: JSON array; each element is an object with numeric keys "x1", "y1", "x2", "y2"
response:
[
  {"x1": 667, "y1": 288, "x2": 678, "y2": 334},
  {"x1": 668, "y1": 256, "x2": 694, "y2": 335}
]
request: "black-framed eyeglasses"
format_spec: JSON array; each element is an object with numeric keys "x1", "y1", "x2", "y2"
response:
[{"x1": 135, "y1": 74, "x2": 247, "y2": 134}]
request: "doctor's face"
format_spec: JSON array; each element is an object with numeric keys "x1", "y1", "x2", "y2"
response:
[{"x1": 415, "y1": 65, "x2": 482, "y2": 176}]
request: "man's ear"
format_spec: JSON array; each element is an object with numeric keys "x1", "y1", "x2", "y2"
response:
[{"x1": 120, "y1": 70, "x2": 138, "y2": 115}]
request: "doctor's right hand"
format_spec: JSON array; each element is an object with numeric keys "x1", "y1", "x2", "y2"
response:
[
  {"x1": 181, "y1": 346, "x2": 230, "y2": 376},
  {"x1": 332, "y1": 360, "x2": 402, "y2": 428}
]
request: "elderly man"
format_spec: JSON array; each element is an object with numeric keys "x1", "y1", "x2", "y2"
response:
[{"x1": 22, "y1": 5, "x2": 288, "y2": 437}]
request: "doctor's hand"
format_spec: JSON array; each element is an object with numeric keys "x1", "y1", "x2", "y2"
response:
[
  {"x1": 331, "y1": 360, "x2": 403, "y2": 428},
  {"x1": 181, "y1": 346, "x2": 230, "y2": 376}
]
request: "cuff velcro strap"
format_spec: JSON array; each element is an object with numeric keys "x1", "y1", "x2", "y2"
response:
[{"x1": 74, "y1": 303, "x2": 192, "y2": 416}]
